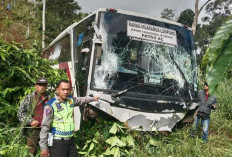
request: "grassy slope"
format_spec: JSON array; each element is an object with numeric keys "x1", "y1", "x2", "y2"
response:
[
  {"x1": 130, "y1": 79, "x2": 232, "y2": 157},
  {"x1": 0, "y1": 1, "x2": 41, "y2": 48}
]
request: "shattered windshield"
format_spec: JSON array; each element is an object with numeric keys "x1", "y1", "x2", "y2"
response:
[{"x1": 91, "y1": 12, "x2": 197, "y2": 99}]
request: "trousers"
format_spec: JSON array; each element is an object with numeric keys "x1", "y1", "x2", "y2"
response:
[
  {"x1": 26, "y1": 128, "x2": 41, "y2": 156},
  {"x1": 49, "y1": 137, "x2": 78, "y2": 157},
  {"x1": 193, "y1": 115, "x2": 210, "y2": 142}
]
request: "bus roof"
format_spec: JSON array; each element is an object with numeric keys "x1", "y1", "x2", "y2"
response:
[{"x1": 43, "y1": 8, "x2": 192, "y2": 52}]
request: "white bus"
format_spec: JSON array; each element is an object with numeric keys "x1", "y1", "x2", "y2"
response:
[{"x1": 42, "y1": 8, "x2": 199, "y2": 132}]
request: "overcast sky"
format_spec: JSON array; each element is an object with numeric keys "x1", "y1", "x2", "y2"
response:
[{"x1": 76, "y1": 0, "x2": 207, "y2": 20}]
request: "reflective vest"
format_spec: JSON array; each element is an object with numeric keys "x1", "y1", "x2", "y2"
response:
[{"x1": 50, "y1": 96, "x2": 75, "y2": 137}]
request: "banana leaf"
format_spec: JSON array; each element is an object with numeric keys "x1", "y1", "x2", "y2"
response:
[
  {"x1": 206, "y1": 37, "x2": 232, "y2": 94},
  {"x1": 206, "y1": 16, "x2": 232, "y2": 74},
  {"x1": 201, "y1": 48, "x2": 210, "y2": 70},
  {"x1": 204, "y1": 16, "x2": 232, "y2": 94}
]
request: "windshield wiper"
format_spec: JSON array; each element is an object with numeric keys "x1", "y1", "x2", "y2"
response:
[
  {"x1": 169, "y1": 52, "x2": 193, "y2": 100},
  {"x1": 111, "y1": 83, "x2": 144, "y2": 97}
]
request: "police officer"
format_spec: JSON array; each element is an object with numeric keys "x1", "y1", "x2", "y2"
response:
[{"x1": 39, "y1": 80, "x2": 98, "y2": 157}]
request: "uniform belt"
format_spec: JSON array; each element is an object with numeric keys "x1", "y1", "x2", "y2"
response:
[{"x1": 53, "y1": 137, "x2": 71, "y2": 140}]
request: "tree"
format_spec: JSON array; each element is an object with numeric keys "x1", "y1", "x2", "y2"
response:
[
  {"x1": 177, "y1": 9, "x2": 195, "y2": 27},
  {"x1": 44, "y1": 0, "x2": 82, "y2": 45},
  {"x1": 161, "y1": 8, "x2": 176, "y2": 20},
  {"x1": 192, "y1": 0, "x2": 212, "y2": 36},
  {"x1": 203, "y1": 0, "x2": 232, "y2": 30},
  {"x1": 194, "y1": 0, "x2": 232, "y2": 56},
  {"x1": 205, "y1": 0, "x2": 232, "y2": 18},
  {"x1": 194, "y1": 24, "x2": 210, "y2": 56},
  {"x1": 42, "y1": 0, "x2": 45, "y2": 49}
]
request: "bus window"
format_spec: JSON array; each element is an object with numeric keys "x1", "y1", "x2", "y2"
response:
[
  {"x1": 74, "y1": 15, "x2": 96, "y2": 96},
  {"x1": 42, "y1": 35, "x2": 71, "y2": 62}
]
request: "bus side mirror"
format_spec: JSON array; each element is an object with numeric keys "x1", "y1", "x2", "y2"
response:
[{"x1": 95, "y1": 43, "x2": 102, "y2": 65}]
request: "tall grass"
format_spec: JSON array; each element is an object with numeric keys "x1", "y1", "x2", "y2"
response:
[
  {"x1": 215, "y1": 78, "x2": 232, "y2": 120},
  {"x1": 131, "y1": 126, "x2": 232, "y2": 157},
  {"x1": 0, "y1": 95, "x2": 41, "y2": 157},
  {"x1": 0, "y1": 123, "x2": 29, "y2": 157}
]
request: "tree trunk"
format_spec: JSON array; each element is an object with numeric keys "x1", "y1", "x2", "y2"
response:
[
  {"x1": 192, "y1": 0, "x2": 212, "y2": 36},
  {"x1": 42, "y1": 0, "x2": 46, "y2": 49}
]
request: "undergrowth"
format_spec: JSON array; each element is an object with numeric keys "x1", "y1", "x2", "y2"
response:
[{"x1": 0, "y1": 78, "x2": 231, "y2": 157}]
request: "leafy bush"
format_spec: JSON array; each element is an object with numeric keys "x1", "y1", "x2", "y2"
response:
[
  {"x1": 76, "y1": 118, "x2": 136, "y2": 157},
  {"x1": 0, "y1": 124, "x2": 29, "y2": 157},
  {"x1": 0, "y1": 40, "x2": 67, "y2": 156},
  {"x1": 0, "y1": 41, "x2": 67, "y2": 125}
]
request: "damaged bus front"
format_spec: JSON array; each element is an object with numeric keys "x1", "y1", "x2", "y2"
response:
[{"x1": 42, "y1": 8, "x2": 199, "y2": 132}]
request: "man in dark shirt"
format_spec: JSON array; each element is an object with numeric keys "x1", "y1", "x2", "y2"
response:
[
  {"x1": 192, "y1": 82, "x2": 217, "y2": 142},
  {"x1": 18, "y1": 77, "x2": 49, "y2": 156}
]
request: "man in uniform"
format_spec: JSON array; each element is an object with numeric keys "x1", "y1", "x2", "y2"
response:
[
  {"x1": 39, "y1": 80, "x2": 98, "y2": 157},
  {"x1": 192, "y1": 82, "x2": 217, "y2": 142},
  {"x1": 18, "y1": 77, "x2": 49, "y2": 156}
]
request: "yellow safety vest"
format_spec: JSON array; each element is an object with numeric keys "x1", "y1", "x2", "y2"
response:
[{"x1": 50, "y1": 97, "x2": 75, "y2": 137}]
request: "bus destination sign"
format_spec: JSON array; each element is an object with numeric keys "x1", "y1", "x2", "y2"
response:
[{"x1": 127, "y1": 20, "x2": 177, "y2": 46}]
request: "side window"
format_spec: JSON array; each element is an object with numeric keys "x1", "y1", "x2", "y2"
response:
[
  {"x1": 42, "y1": 35, "x2": 71, "y2": 62},
  {"x1": 80, "y1": 40, "x2": 92, "y2": 71},
  {"x1": 74, "y1": 15, "x2": 96, "y2": 96}
]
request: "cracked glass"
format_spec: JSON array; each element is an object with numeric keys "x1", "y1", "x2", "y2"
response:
[{"x1": 91, "y1": 12, "x2": 197, "y2": 99}]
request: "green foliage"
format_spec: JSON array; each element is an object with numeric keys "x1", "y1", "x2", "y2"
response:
[
  {"x1": 195, "y1": 0, "x2": 232, "y2": 56},
  {"x1": 177, "y1": 9, "x2": 194, "y2": 27},
  {"x1": 78, "y1": 136, "x2": 99, "y2": 157},
  {"x1": 103, "y1": 123, "x2": 135, "y2": 157},
  {"x1": 0, "y1": 125, "x2": 29, "y2": 157},
  {"x1": 75, "y1": 115, "x2": 232, "y2": 157},
  {"x1": 41, "y1": 0, "x2": 83, "y2": 45},
  {"x1": 0, "y1": 41, "x2": 67, "y2": 125},
  {"x1": 202, "y1": 16, "x2": 232, "y2": 94},
  {"x1": 201, "y1": 48, "x2": 210, "y2": 71},
  {"x1": 160, "y1": 8, "x2": 175, "y2": 20},
  {"x1": 0, "y1": 1, "x2": 43, "y2": 49},
  {"x1": 77, "y1": 119, "x2": 135, "y2": 157},
  {"x1": 0, "y1": 1, "x2": 231, "y2": 156},
  {"x1": 1, "y1": 97, "x2": 231, "y2": 157},
  {"x1": 215, "y1": 78, "x2": 232, "y2": 120},
  {"x1": 205, "y1": 0, "x2": 232, "y2": 19}
]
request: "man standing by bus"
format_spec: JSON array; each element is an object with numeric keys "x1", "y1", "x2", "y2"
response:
[
  {"x1": 18, "y1": 77, "x2": 49, "y2": 156},
  {"x1": 192, "y1": 82, "x2": 217, "y2": 142},
  {"x1": 39, "y1": 80, "x2": 98, "y2": 157}
]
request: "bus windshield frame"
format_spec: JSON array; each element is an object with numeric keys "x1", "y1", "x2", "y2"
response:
[{"x1": 92, "y1": 11, "x2": 198, "y2": 99}]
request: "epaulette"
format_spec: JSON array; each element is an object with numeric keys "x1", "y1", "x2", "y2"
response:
[
  {"x1": 47, "y1": 97, "x2": 57, "y2": 106},
  {"x1": 45, "y1": 97, "x2": 57, "y2": 114},
  {"x1": 68, "y1": 95, "x2": 73, "y2": 99}
]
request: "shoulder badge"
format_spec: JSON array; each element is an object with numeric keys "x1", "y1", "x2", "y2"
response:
[
  {"x1": 46, "y1": 109, "x2": 52, "y2": 115},
  {"x1": 68, "y1": 99, "x2": 74, "y2": 107},
  {"x1": 55, "y1": 103, "x2": 64, "y2": 112}
]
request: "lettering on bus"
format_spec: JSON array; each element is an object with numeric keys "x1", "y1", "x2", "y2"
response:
[{"x1": 127, "y1": 20, "x2": 177, "y2": 46}]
